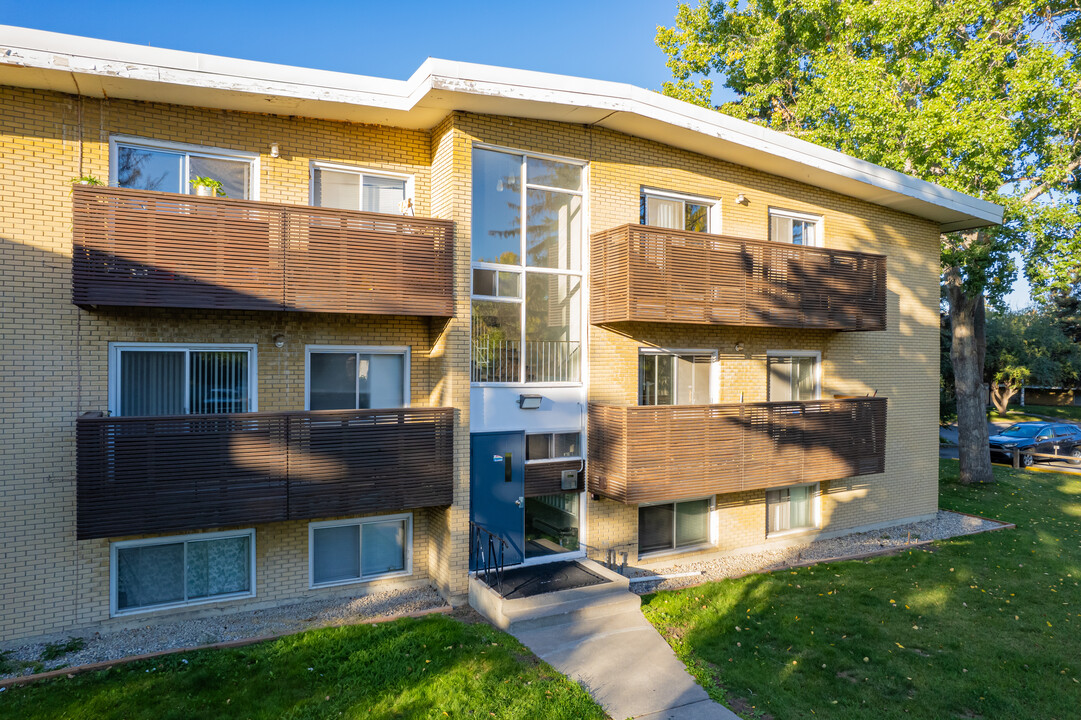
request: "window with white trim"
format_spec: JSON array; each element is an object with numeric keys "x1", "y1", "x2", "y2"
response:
[
  {"x1": 639, "y1": 350, "x2": 714, "y2": 406},
  {"x1": 640, "y1": 189, "x2": 719, "y2": 233},
  {"x1": 309, "y1": 514, "x2": 412, "y2": 587},
  {"x1": 311, "y1": 163, "x2": 412, "y2": 214},
  {"x1": 111, "y1": 529, "x2": 254, "y2": 615},
  {"x1": 109, "y1": 343, "x2": 257, "y2": 417},
  {"x1": 769, "y1": 209, "x2": 822, "y2": 246},
  {"x1": 471, "y1": 147, "x2": 584, "y2": 384},
  {"x1": 305, "y1": 346, "x2": 409, "y2": 411},
  {"x1": 638, "y1": 498, "x2": 712, "y2": 555},
  {"x1": 111, "y1": 137, "x2": 256, "y2": 199},
  {"x1": 525, "y1": 432, "x2": 582, "y2": 461},
  {"x1": 766, "y1": 353, "x2": 820, "y2": 402},
  {"x1": 767, "y1": 484, "x2": 819, "y2": 534}
]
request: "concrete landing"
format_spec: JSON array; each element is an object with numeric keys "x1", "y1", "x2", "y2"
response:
[{"x1": 469, "y1": 558, "x2": 739, "y2": 719}]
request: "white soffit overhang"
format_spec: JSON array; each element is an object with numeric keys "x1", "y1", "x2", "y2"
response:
[{"x1": 0, "y1": 25, "x2": 1002, "y2": 231}]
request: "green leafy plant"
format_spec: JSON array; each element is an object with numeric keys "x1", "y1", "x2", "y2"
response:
[
  {"x1": 189, "y1": 176, "x2": 226, "y2": 197},
  {"x1": 40, "y1": 637, "x2": 84, "y2": 662},
  {"x1": 70, "y1": 176, "x2": 103, "y2": 186}
]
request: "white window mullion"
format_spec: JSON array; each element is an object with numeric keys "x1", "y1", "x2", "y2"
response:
[{"x1": 183, "y1": 350, "x2": 192, "y2": 415}]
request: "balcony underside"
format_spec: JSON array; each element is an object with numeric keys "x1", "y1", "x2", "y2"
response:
[
  {"x1": 590, "y1": 225, "x2": 887, "y2": 331},
  {"x1": 72, "y1": 185, "x2": 454, "y2": 316},
  {"x1": 587, "y1": 398, "x2": 886, "y2": 504},
  {"x1": 77, "y1": 407, "x2": 454, "y2": 539}
]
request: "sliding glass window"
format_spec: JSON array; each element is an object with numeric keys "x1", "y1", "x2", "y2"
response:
[{"x1": 471, "y1": 148, "x2": 584, "y2": 384}]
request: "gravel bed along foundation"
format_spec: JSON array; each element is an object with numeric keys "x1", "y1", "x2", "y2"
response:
[
  {"x1": 628, "y1": 510, "x2": 1008, "y2": 594},
  {"x1": 1, "y1": 585, "x2": 448, "y2": 680}
]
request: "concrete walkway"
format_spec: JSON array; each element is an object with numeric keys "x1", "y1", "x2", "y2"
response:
[{"x1": 510, "y1": 607, "x2": 740, "y2": 719}]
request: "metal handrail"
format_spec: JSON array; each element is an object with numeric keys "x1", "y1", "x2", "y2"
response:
[{"x1": 469, "y1": 520, "x2": 509, "y2": 592}]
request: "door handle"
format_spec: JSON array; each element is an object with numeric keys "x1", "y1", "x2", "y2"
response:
[{"x1": 515, "y1": 496, "x2": 524, "y2": 507}]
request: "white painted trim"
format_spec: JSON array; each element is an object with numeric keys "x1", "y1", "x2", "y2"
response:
[
  {"x1": 109, "y1": 134, "x2": 260, "y2": 199},
  {"x1": 308, "y1": 161, "x2": 415, "y2": 211},
  {"x1": 637, "y1": 496, "x2": 717, "y2": 559},
  {"x1": 107, "y1": 342, "x2": 258, "y2": 416},
  {"x1": 768, "y1": 207, "x2": 824, "y2": 247},
  {"x1": 0, "y1": 26, "x2": 1001, "y2": 229},
  {"x1": 109, "y1": 528, "x2": 256, "y2": 617},
  {"x1": 765, "y1": 482, "x2": 822, "y2": 537},
  {"x1": 303, "y1": 345, "x2": 411, "y2": 411},
  {"x1": 307, "y1": 513, "x2": 414, "y2": 588},
  {"x1": 766, "y1": 350, "x2": 822, "y2": 401},
  {"x1": 640, "y1": 186, "x2": 722, "y2": 235}
]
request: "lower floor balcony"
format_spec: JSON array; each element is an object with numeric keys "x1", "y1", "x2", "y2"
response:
[
  {"x1": 587, "y1": 398, "x2": 886, "y2": 504},
  {"x1": 77, "y1": 407, "x2": 454, "y2": 539}
]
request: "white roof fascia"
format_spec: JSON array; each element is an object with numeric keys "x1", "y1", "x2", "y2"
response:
[{"x1": 0, "y1": 25, "x2": 1002, "y2": 230}]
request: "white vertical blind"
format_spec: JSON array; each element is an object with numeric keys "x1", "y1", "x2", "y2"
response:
[
  {"x1": 646, "y1": 196, "x2": 683, "y2": 229},
  {"x1": 120, "y1": 351, "x2": 186, "y2": 416}
]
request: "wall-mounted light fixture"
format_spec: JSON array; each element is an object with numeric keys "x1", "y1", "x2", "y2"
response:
[
  {"x1": 273, "y1": 334, "x2": 286, "y2": 348},
  {"x1": 270, "y1": 143, "x2": 280, "y2": 158},
  {"x1": 735, "y1": 341, "x2": 745, "y2": 352},
  {"x1": 735, "y1": 193, "x2": 748, "y2": 205},
  {"x1": 518, "y1": 394, "x2": 543, "y2": 410}
]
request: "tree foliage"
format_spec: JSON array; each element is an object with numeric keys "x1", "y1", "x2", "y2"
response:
[
  {"x1": 658, "y1": 0, "x2": 1081, "y2": 483},
  {"x1": 985, "y1": 308, "x2": 1081, "y2": 411}
]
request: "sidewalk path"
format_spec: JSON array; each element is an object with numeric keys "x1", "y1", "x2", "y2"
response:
[{"x1": 510, "y1": 607, "x2": 739, "y2": 719}]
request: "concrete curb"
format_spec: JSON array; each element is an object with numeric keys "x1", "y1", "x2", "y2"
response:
[
  {"x1": 640, "y1": 513, "x2": 1015, "y2": 592},
  {"x1": 0, "y1": 605, "x2": 452, "y2": 690}
]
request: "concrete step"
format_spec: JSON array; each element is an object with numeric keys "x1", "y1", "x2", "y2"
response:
[{"x1": 469, "y1": 558, "x2": 639, "y2": 630}]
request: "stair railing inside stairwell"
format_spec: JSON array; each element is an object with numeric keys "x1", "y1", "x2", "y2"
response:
[{"x1": 469, "y1": 521, "x2": 508, "y2": 593}]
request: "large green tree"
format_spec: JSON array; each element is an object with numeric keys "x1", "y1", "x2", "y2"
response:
[
  {"x1": 985, "y1": 309, "x2": 1081, "y2": 412},
  {"x1": 658, "y1": 0, "x2": 1081, "y2": 483}
]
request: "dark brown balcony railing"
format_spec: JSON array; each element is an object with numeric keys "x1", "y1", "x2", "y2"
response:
[
  {"x1": 76, "y1": 407, "x2": 454, "y2": 539},
  {"x1": 591, "y1": 225, "x2": 886, "y2": 330},
  {"x1": 587, "y1": 398, "x2": 886, "y2": 504},
  {"x1": 72, "y1": 185, "x2": 454, "y2": 316}
]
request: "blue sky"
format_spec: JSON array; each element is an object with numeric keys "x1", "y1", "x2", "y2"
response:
[{"x1": 5, "y1": 1, "x2": 1032, "y2": 308}]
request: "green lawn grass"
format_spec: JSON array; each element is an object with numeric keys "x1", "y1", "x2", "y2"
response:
[
  {"x1": 0, "y1": 613, "x2": 607, "y2": 720},
  {"x1": 1000, "y1": 405, "x2": 1081, "y2": 423},
  {"x1": 642, "y1": 460, "x2": 1081, "y2": 720}
]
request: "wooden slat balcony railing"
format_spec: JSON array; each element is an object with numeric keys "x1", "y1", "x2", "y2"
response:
[
  {"x1": 76, "y1": 407, "x2": 454, "y2": 539},
  {"x1": 587, "y1": 398, "x2": 886, "y2": 504},
  {"x1": 72, "y1": 185, "x2": 454, "y2": 316},
  {"x1": 591, "y1": 225, "x2": 886, "y2": 330}
]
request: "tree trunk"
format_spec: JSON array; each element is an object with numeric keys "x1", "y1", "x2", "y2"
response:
[
  {"x1": 991, "y1": 383, "x2": 1018, "y2": 415},
  {"x1": 946, "y1": 276, "x2": 994, "y2": 484}
]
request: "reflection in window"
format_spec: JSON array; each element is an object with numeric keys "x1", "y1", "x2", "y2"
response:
[
  {"x1": 525, "y1": 493, "x2": 580, "y2": 558},
  {"x1": 769, "y1": 210, "x2": 820, "y2": 246},
  {"x1": 471, "y1": 148, "x2": 584, "y2": 383},
  {"x1": 308, "y1": 350, "x2": 406, "y2": 410},
  {"x1": 114, "y1": 140, "x2": 254, "y2": 199},
  {"x1": 767, "y1": 356, "x2": 817, "y2": 402},
  {"x1": 639, "y1": 352, "x2": 712, "y2": 406},
  {"x1": 638, "y1": 499, "x2": 711, "y2": 555},
  {"x1": 312, "y1": 167, "x2": 407, "y2": 214},
  {"x1": 767, "y1": 484, "x2": 818, "y2": 533},
  {"x1": 310, "y1": 515, "x2": 410, "y2": 586},
  {"x1": 526, "y1": 432, "x2": 581, "y2": 460},
  {"x1": 640, "y1": 191, "x2": 713, "y2": 233}
]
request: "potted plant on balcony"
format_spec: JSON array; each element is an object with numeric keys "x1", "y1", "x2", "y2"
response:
[
  {"x1": 70, "y1": 175, "x2": 104, "y2": 186},
  {"x1": 189, "y1": 176, "x2": 226, "y2": 197}
]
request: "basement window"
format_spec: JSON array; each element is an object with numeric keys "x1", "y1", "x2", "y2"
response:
[
  {"x1": 638, "y1": 498, "x2": 713, "y2": 556},
  {"x1": 309, "y1": 514, "x2": 412, "y2": 587},
  {"x1": 766, "y1": 483, "x2": 820, "y2": 535}
]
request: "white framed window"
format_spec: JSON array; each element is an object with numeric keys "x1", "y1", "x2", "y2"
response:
[
  {"x1": 304, "y1": 346, "x2": 410, "y2": 411},
  {"x1": 309, "y1": 513, "x2": 413, "y2": 588},
  {"x1": 309, "y1": 162, "x2": 414, "y2": 214},
  {"x1": 108, "y1": 343, "x2": 258, "y2": 417},
  {"x1": 525, "y1": 431, "x2": 582, "y2": 462},
  {"x1": 767, "y1": 483, "x2": 820, "y2": 535},
  {"x1": 638, "y1": 348, "x2": 717, "y2": 406},
  {"x1": 470, "y1": 145, "x2": 586, "y2": 385},
  {"x1": 110, "y1": 529, "x2": 255, "y2": 616},
  {"x1": 638, "y1": 497, "x2": 715, "y2": 556},
  {"x1": 766, "y1": 350, "x2": 821, "y2": 402},
  {"x1": 768, "y1": 208, "x2": 822, "y2": 246},
  {"x1": 640, "y1": 188, "x2": 721, "y2": 233},
  {"x1": 109, "y1": 135, "x2": 258, "y2": 200}
]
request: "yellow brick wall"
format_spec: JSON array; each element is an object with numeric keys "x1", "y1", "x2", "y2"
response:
[
  {"x1": 0, "y1": 86, "x2": 450, "y2": 642},
  {"x1": 2, "y1": 91, "x2": 941, "y2": 642},
  {"x1": 445, "y1": 112, "x2": 940, "y2": 564}
]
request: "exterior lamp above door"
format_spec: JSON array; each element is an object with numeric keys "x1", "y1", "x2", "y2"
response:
[{"x1": 518, "y1": 394, "x2": 543, "y2": 410}]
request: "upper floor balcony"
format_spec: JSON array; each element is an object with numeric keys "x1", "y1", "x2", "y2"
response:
[
  {"x1": 72, "y1": 185, "x2": 454, "y2": 316},
  {"x1": 587, "y1": 397, "x2": 886, "y2": 504},
  {"x1": 590, "y1": 225, "x2": 886, "y2": 331},
  {"x1": 76, "y1": 406, "x2": 454, "y2": 539}
]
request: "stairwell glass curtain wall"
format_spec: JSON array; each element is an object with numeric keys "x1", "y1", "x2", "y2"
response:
[{"x1": 470, "y1": 147, "x2": 584, "y2": 384}]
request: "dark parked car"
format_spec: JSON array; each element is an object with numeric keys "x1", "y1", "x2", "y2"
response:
[{"x1": 988, "y1": 422, "x2": 1081, "y2": 467}]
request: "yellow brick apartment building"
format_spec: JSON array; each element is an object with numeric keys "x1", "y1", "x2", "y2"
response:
[{"x1": 0, "y1": 27, "x2": 1001, "y2": 644}]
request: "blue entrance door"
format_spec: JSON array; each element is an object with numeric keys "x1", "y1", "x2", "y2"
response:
[{"x1": 470, "y1": 432, "x2": 525, "y2": 568}]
